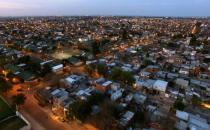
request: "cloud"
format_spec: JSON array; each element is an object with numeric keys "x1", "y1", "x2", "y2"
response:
[
  {"x1": 0, "y1": 2, "x2": 23, "y2": 9},
  {"x1": 0, "y1": 1, "x2": 38, "y2": 9}
]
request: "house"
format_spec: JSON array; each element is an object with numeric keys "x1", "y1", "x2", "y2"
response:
[
  {"x1": 86, "y1": 60, "x2": 97, "y2": 65},
  {"x1": 73, "y1": 87, "x2": 93, "y2": 100},
  {"x1": 41, "y1": 60, "x2": 63, "y2": 73},
  {"x1": 142, "y1": 79, "x2": 156, "y2": 89},
  {"x1": 17, "y1": 71, "x2": 36, "y2": 82},
  {"x1": 119, "y1": 111, "x2": 135, "y2": 127},
  {"x1": 34, "y1": 87, "x2": 53, "y2": 105},
  {"x1": 98, "y1": 58, "x2": 107, "y2": 64},
  {"x1": 121, "y1": 66, "x2": 133, "y2": 72},
  {"x1": 176, "y1": 110, "x2": 189, "y2": 121},
  {"x1": 145, "y1": 65, "x2": 160, "y2": 73},
  {"x1": 133, "y1": 93, "x2": 147, "y2": 104},
  {"x1": 140, "y1": 71, "x2": 152, "y2": 79},
  {"x1": 4, "y1": 64, "x2": 21, "y2": 75},
  {"x1": 107, "y1": 62, "x2": 117, "y2": 67},
  {"x1": 179, "y1": 67, "x2": 189, "y2": 76},
  {"x1": 111, "y1": 89, "x2": 124, "y2": 101},
  {"x1": 125, "y1": 93, "x2": 133, "y2": 103},
  {"x1": 50, "y1": 63, "x2": 64, "y2": 73},
  {"x1": 167, "y1": 72, "x2": 179, "y2": 79},
  {"x1": 67, "y1": 56, "x2": 83, "y2": 66},
  {"x1": 95, "y1": 78, "x2": 112, "y2": 92},
  {"x1": 156, "y1": 71, "x2": 167, "y2": 79},
  {"x1": 153, "y1": 80, "x2": 168, "y2": 93},
  {"x1": 50, "y1": 88, "x2": 76, "y2": 117},
  {"x1": 121, "y1": 64, "x2": 133, "y2": 72},
  {"x1": 111, "y1": 82, "x2": 121, "y2": 91},
  {"x1": 147, "y1": 105, "x2": 165, "y2": 121},
  {"x1": 176, "y1": 110, "x2": 210, "y2": 130},
  {"x1": 3, "y1": 64, "x2": 36, "y2": 82},
  {"x1": 190, "y1": 79, "x2": 210, "y2": 91},
  {"x1": 64, "y1": 74, "x2": 84, "y2": 86},
  {"x1": 51, "y1": 88, "x2": 69, "y2": 105},
  {"x1": 175, "y1": 78, "x2": 189, "y2": 88}
]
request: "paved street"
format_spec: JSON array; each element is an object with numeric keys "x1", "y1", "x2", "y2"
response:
[{"x1": 6, "y1": 83, "x2": 97, "y2": 130}]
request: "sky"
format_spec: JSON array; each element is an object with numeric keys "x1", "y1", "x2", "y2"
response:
[{"x1": 0, "y1": 0, "x2": 210, "y2": 17}]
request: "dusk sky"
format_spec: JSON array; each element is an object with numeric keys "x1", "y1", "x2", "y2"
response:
[{"x1": 0, "y1": 0, "x2": 210, "y2": 17}]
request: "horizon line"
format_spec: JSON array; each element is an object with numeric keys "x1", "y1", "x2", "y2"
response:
[{"x1": 0, "y1": 15, "x2": 210, "y2": 18}]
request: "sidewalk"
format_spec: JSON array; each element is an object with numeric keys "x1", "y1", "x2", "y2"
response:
[{"x1": 19, "y1": 110, "x2": 46, "y2": 130}]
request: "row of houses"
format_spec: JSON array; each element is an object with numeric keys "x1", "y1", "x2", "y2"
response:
[{"x1": 176, "y1": 110, "x2": 210, "y2": 130}]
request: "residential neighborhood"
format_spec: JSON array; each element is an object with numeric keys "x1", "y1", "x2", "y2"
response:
[{"x1": 0, "y1": 16, "x2": 210, "y2": 130}]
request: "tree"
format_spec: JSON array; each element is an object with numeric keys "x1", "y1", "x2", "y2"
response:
[
  {"x1": 164, "y1": 62, "x2": 173, "y2": 72},
  {"x1": 122, "y1": 27, "x2": 129, "y2": 40},
  {"x1": 87, "y1": 92, "x2": 105, "y2": 105},
  {"x1": 85, "y1": 64, "x2": 95, "y2": 76},
  {"x1": 121, "y1": 71, "x2": 135, "y2": 85},
  {"x1": 0, "y1": 77, "x2": 12, "y2": 94},
  {"x1": 12, "y1": 93, "x2": 26, "y2": 106},
  {"x1": 100, "y1": 38, "x2": 109, "y2": 46},
  {"x1": 172, "y1": 33, "x2": 183, "y2": 39},
  {"x1": 133, "y1": 109, "x2": 149, "y2": 127},
  {"x1": 173, "y1": 98, "x2": 185, "y2": 111},
  {"x1": 168, "y1": 81, "x2": 175, "y2": 88},
  {"x1": 97, "y1": 63, "x2": 108, "y2": 77},
  {"x1": 28, "y1": 61, "x2": 41, "y2": 74},
  {"x1": 156, "y1": 56, "x2": 165, "y2": 63},
  {"x1": 41, "y1": 64, "x2": 52, "y2": 76},
  {"x1": 191, "y1": 95, "x2": 201, "y2": 107},
  {"x1": 18, "y1": 55, "x2": 30, "y2": 63},
  {"x1": 167, "y1": 42, "x2": 180, "y2": 49},
  {"x1": 141, "y1": 59, "x2": 154, "y2": 69},
  {"x1": 109, "y1": 67, "x2": 135, "y2": 86},
  {"x1": 91, "y1": 40, "x2": 100, "y2": 56},
  {"x1": 203, "y1": 58, "x2": 210, "y2": 64},
  {"x1": 189, "y1": 35, "x2": 197, "y2": 46},
  {"x1": 109, "y1": 67, "x2": 122, "y2": 81},
  {"x1": 68, "y1": 100, "x2": 91, "y2": 122},
  {"x1": 120, "y1": 53, "x2": 129, "y2": 62},
  {"x1": 88, "y1": 101, "x2": 120, "y2": 130}
]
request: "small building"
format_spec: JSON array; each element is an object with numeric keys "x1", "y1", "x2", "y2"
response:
[
  {"x1": 95, "y1": 78, "x2": 112, "y2": 92},
  {"x1": 175, "y1": 78, "x2": 189, "y2": 88},
  {"x1": 64, "y1": 75, "x2": 83, "y2": 86},
  {"x1": 153, "y1": 80, "x2": 168, "y2": 93},
  {"x1": 67, "y1": 56, "x2": 83, "y2": 66},
  {"x1": 17, "y1": 71, "x2": 36, "y2": 82},
  {"x1": 119, "y1": 111, "x2": 135, "y2": 127},
  {"x1": 41, "y1": 60, "x2": 63, "y2": 73},
  {"x1": 111, "y1": 89, "x2": 124, "y2": 101},
  {"x1": 50, "y1": 88, "x2": 74, "y2": 118},
  {"x1": 51, "y1": 64, "x2": 63, "y2": 73},
  {"x1": 167, "y1": 72, "x2": 179, "y2": 79},
  {"x1": 179, "y1": 68, "x2": 189, "y2": 76},
  {"x1": 125, "y1": 93, "x2": 133, "y2": 103},
  {"x1": 133, "y1": 93, "x2": 147, "y2": 104},
  {"x1": 140, "y1": 71, "x2": 152, "y2": 79},
  {"x1": 73, "y1": 87, "x2": 93, "y2": 100},
  {"x1": 176, "y1": 110, "x2": 210, "y2": 130}
]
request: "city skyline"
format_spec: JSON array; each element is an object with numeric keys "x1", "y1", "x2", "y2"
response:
[{"x1": 0, "y1": 0, "x2": 210, "y2": 17}]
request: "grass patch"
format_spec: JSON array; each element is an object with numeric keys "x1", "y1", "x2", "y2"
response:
[
  {"x1": 0, "y1": 116, "x2": 27, "y2": 130},
  {"x1": 0, "y1": 97, "x2": 15, "y2": 121},
  {"x1": 0, "y1": 97, "x2": 27, "y2": 130}
]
